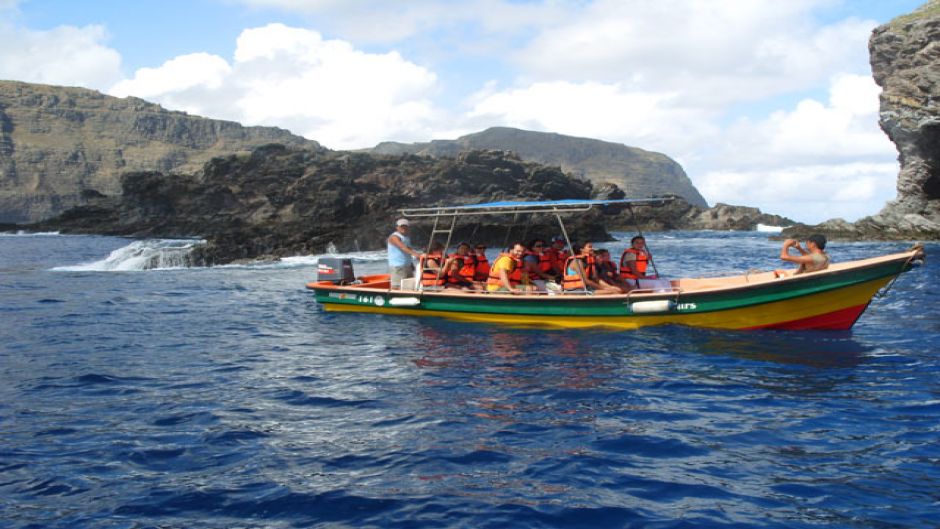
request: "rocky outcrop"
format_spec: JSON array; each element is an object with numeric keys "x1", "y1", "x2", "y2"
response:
[
  {"x1": 370, "y1": 126, "x2": 709, "y2": 208},
  {"x1": 27, "y1": 144, "x2": 794, "y2": 264},
  {"x1": 0, "y1": 80, "x2": 322, "y2": 223},
  {"x1": 33, "y1": 147, "x2": 613, "y2": 264},
  {"x1": 786, "y1": 1, "x2": 940, "y2": 241}
]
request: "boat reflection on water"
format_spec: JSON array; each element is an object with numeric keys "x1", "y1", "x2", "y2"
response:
[
  {"x1": 410, "y1": 321, "x2": 623, "y2": 426},
  {"x1": 412, "y1": 322, "x2": 615, "y2": 389},
  {"x1": 682, "y1": 327, "x2": 871, "y2": 369},
  {"x1": 410, "y1": 319, "x2": 871, "y2": 373}
]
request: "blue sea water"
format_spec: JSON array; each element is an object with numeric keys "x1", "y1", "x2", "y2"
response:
[{"x1": 1, "y1": 231, "x2": 938, "y2": 529}]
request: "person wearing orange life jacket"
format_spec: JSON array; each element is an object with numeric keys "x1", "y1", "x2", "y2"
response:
[
  {"x1": 545, "y1": 235, "x2": 570, "y2": 277},
  {"x1": 418, "y1": 242, "x2": 446, "y2": 287},
  {"x1": 441, "y1": 256, "x2": 475, "y2": 290},
  {"x1": 448, "y1": 242, "x2": 478, "y2": 282},
  {"x1": 620, "y1": 235, "x2": 656, "y2": 284},
  {"x1": 472, "y1": 243, "x2": 490, "y2": 282},
  {"x1": 562, "y1": 243, "x2": 621, "y2": 294},
  {"x1": 486, "y1": 243, "x2": 535, "y2": 293},
  {"x1": 523, "y1": 238, "x2": 558, "y2": 290},
  {"x1": 595, "y1": 248, "x2": 632, "y2": 293}
]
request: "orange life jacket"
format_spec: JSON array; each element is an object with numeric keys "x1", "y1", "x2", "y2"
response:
[
  {"x1": 448, "y1": 253, "x2": 477, "y2": 282},
  {"x1": 620, "y1": 248, "x2": 650, "y2": 279},
  {"x1": 419, "y1": 253, "x2": 445, "y2": 286},
  {"x1": 474, "y1": 254, "x2": 490, "y2": 282},
  {"x1": 509, "y1": 255, "x2": 524, "y2": 283},
  {"x1": 562, "y1": 256, "x2": 588, "y2": 290},
  {"x1": 486, "y1": 253, "x2": 522, "y2": 288},
  {"x1": 547, "y1": 247, "x2": 570, "y2": 275},
  {"x1": 531, "y1": 250, "x2": 554, "y2": 274},
  {"x1": 522, "y1": 250, "x2": 551, "y2": 278}
]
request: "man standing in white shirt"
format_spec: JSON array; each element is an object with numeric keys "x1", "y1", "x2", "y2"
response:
[{"x1": 387, "y1": 218, "x2": 422, "y2": 289}]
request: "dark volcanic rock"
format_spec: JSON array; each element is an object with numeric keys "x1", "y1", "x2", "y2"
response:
[
  {"x1": 35, "y1": 147, "x2": 611, "y2": 264},
  {"x1": 786, "y1": 1, "x2": 940, "y2": 241}
]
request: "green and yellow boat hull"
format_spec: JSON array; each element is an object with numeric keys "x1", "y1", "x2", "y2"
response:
[{"x1": 308, "y1": 250, "x2": 921, "y2": 331}]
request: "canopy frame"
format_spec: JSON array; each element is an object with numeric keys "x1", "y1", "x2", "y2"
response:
[
  {"x1": 400, "y1": 197, "x2": 672, "y2": 219},
  {"x1": 399, "y1": 197, "x2": 673, "y2": 293}
]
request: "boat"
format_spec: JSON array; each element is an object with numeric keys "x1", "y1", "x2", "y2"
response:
[{"x1": 306, "y1": 199, "x2": 926, "y2": 331}]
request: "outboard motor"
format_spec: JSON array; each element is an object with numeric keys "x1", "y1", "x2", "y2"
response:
[{"x1": 317, "y1": 257, "x2": 355, "y2": 284}]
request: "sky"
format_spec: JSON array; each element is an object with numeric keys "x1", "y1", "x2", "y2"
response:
[{"x1": 0, "y1": 0, "x2": 927, "y2": 223}]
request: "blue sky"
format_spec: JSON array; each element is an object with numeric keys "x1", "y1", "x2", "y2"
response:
[{"x1": 0, "y1": 0, "x2": 928, "y2": 223}]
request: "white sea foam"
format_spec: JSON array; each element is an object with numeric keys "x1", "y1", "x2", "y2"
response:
[
  {"x1": 50, "y1": 236, "x2": 390, "y2": 272},
  {"x1": 52, "y1": 239, "x2": 206, "y2": 271},
  {"x1": 756, "y1": 224, "x2": 787, "y2": 233},
  {"x1": 221, "y1": 250, "x2": 389, "y2": 270},
  {"x1": 0, "y1": 230, "x2": 62, "y2": 237},
  {"x1": 282, "y1": 250, "x2": 387, "y2": 265}
]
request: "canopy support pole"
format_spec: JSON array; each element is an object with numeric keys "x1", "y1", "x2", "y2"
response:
[{"x1": 555, "y1": 213, "x2": 589, "y2": 294}]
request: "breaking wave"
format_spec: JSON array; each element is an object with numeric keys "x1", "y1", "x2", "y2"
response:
[
  {"x1": 223, "y1": 250, "x2": 388, "y2": 270},
  {"x1": 52, "y1": 239, "x2": 206, "y2": 271},
  {"x1": 50, "y1": 237, "x2": 388, "y2": 272},
  {"x1": 0, "y1": 230, "x2": 61, "y2": 237},
  {"x1": 756, "y1": 223, "x2": 787, "y2": 233}
]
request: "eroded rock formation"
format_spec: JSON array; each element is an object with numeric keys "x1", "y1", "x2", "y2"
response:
[{"x1": 785, "y1": 1, "x2": 940, "y2": 240}]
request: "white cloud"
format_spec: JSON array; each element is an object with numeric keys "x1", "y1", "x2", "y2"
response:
[
  {"x1": 690, "y1": 73, "x2": 898, "y2": 222},
  {"x1": 514, "y1": 0, "x2": 875, "y2": 107},
  {"x1": 716, "y1": 74, "x2": 894, "y2": 168},
  {"x1": 107, "y1": 23, "x2": 440, "y2": 149},
  {"x1": 697, "y1": 162, "x2": 897, "y2": 223},
  {"x1": 0, "y1": 22, "x2": 122, "y2": 89},
  {"x1": 462, "y1": 70, "x2": 897, "y2": 224},
  {"x1": 110, "y1": 53, "x2": 231, "y2": 97},
  {"x1": 464, "y1": 80, "x2": 719, "y2": 155}
]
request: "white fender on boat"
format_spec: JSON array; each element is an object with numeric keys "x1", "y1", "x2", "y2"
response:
[
  {"x1": 630, "y1": 300, "x2": 676, "y2": 314},
  {"x1": 388, "y1": 297, "x2": 421, "y2": 307}
]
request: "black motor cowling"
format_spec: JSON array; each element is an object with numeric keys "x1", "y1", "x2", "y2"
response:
[{"x1": 317, "y1": 257, "x2": 355, "y2": 284}]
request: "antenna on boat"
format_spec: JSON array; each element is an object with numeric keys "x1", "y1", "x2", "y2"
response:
[{"x1": 502, "y1": 212, "x2": 518, "y2": 250}]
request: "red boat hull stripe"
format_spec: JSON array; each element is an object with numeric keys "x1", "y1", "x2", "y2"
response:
[{"x1": 745, "y1": 303, "x2": 871, "y2": 331}]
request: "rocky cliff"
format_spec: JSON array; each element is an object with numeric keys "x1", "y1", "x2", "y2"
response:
[
  {"x1": 371, "y1": 127, "x2": 709, "y2": 208},
  {"x1": 0, "y1": 80, "x2": 322, "y2": 223},
  {"x1": 34, "y1": 147, "x2": 615, "y2": 264},
  {"x1": 785, "y1": 1, "x2": 940, "y2": 241}
]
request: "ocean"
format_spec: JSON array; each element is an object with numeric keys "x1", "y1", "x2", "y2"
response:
[{"x1": 1, "y1": 231, "x2": 938, "y2": 528}]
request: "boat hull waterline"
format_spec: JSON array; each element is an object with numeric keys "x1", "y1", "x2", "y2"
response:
[{"x1": 308, "y1": 250, "x2": 921, "y2": 331}]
